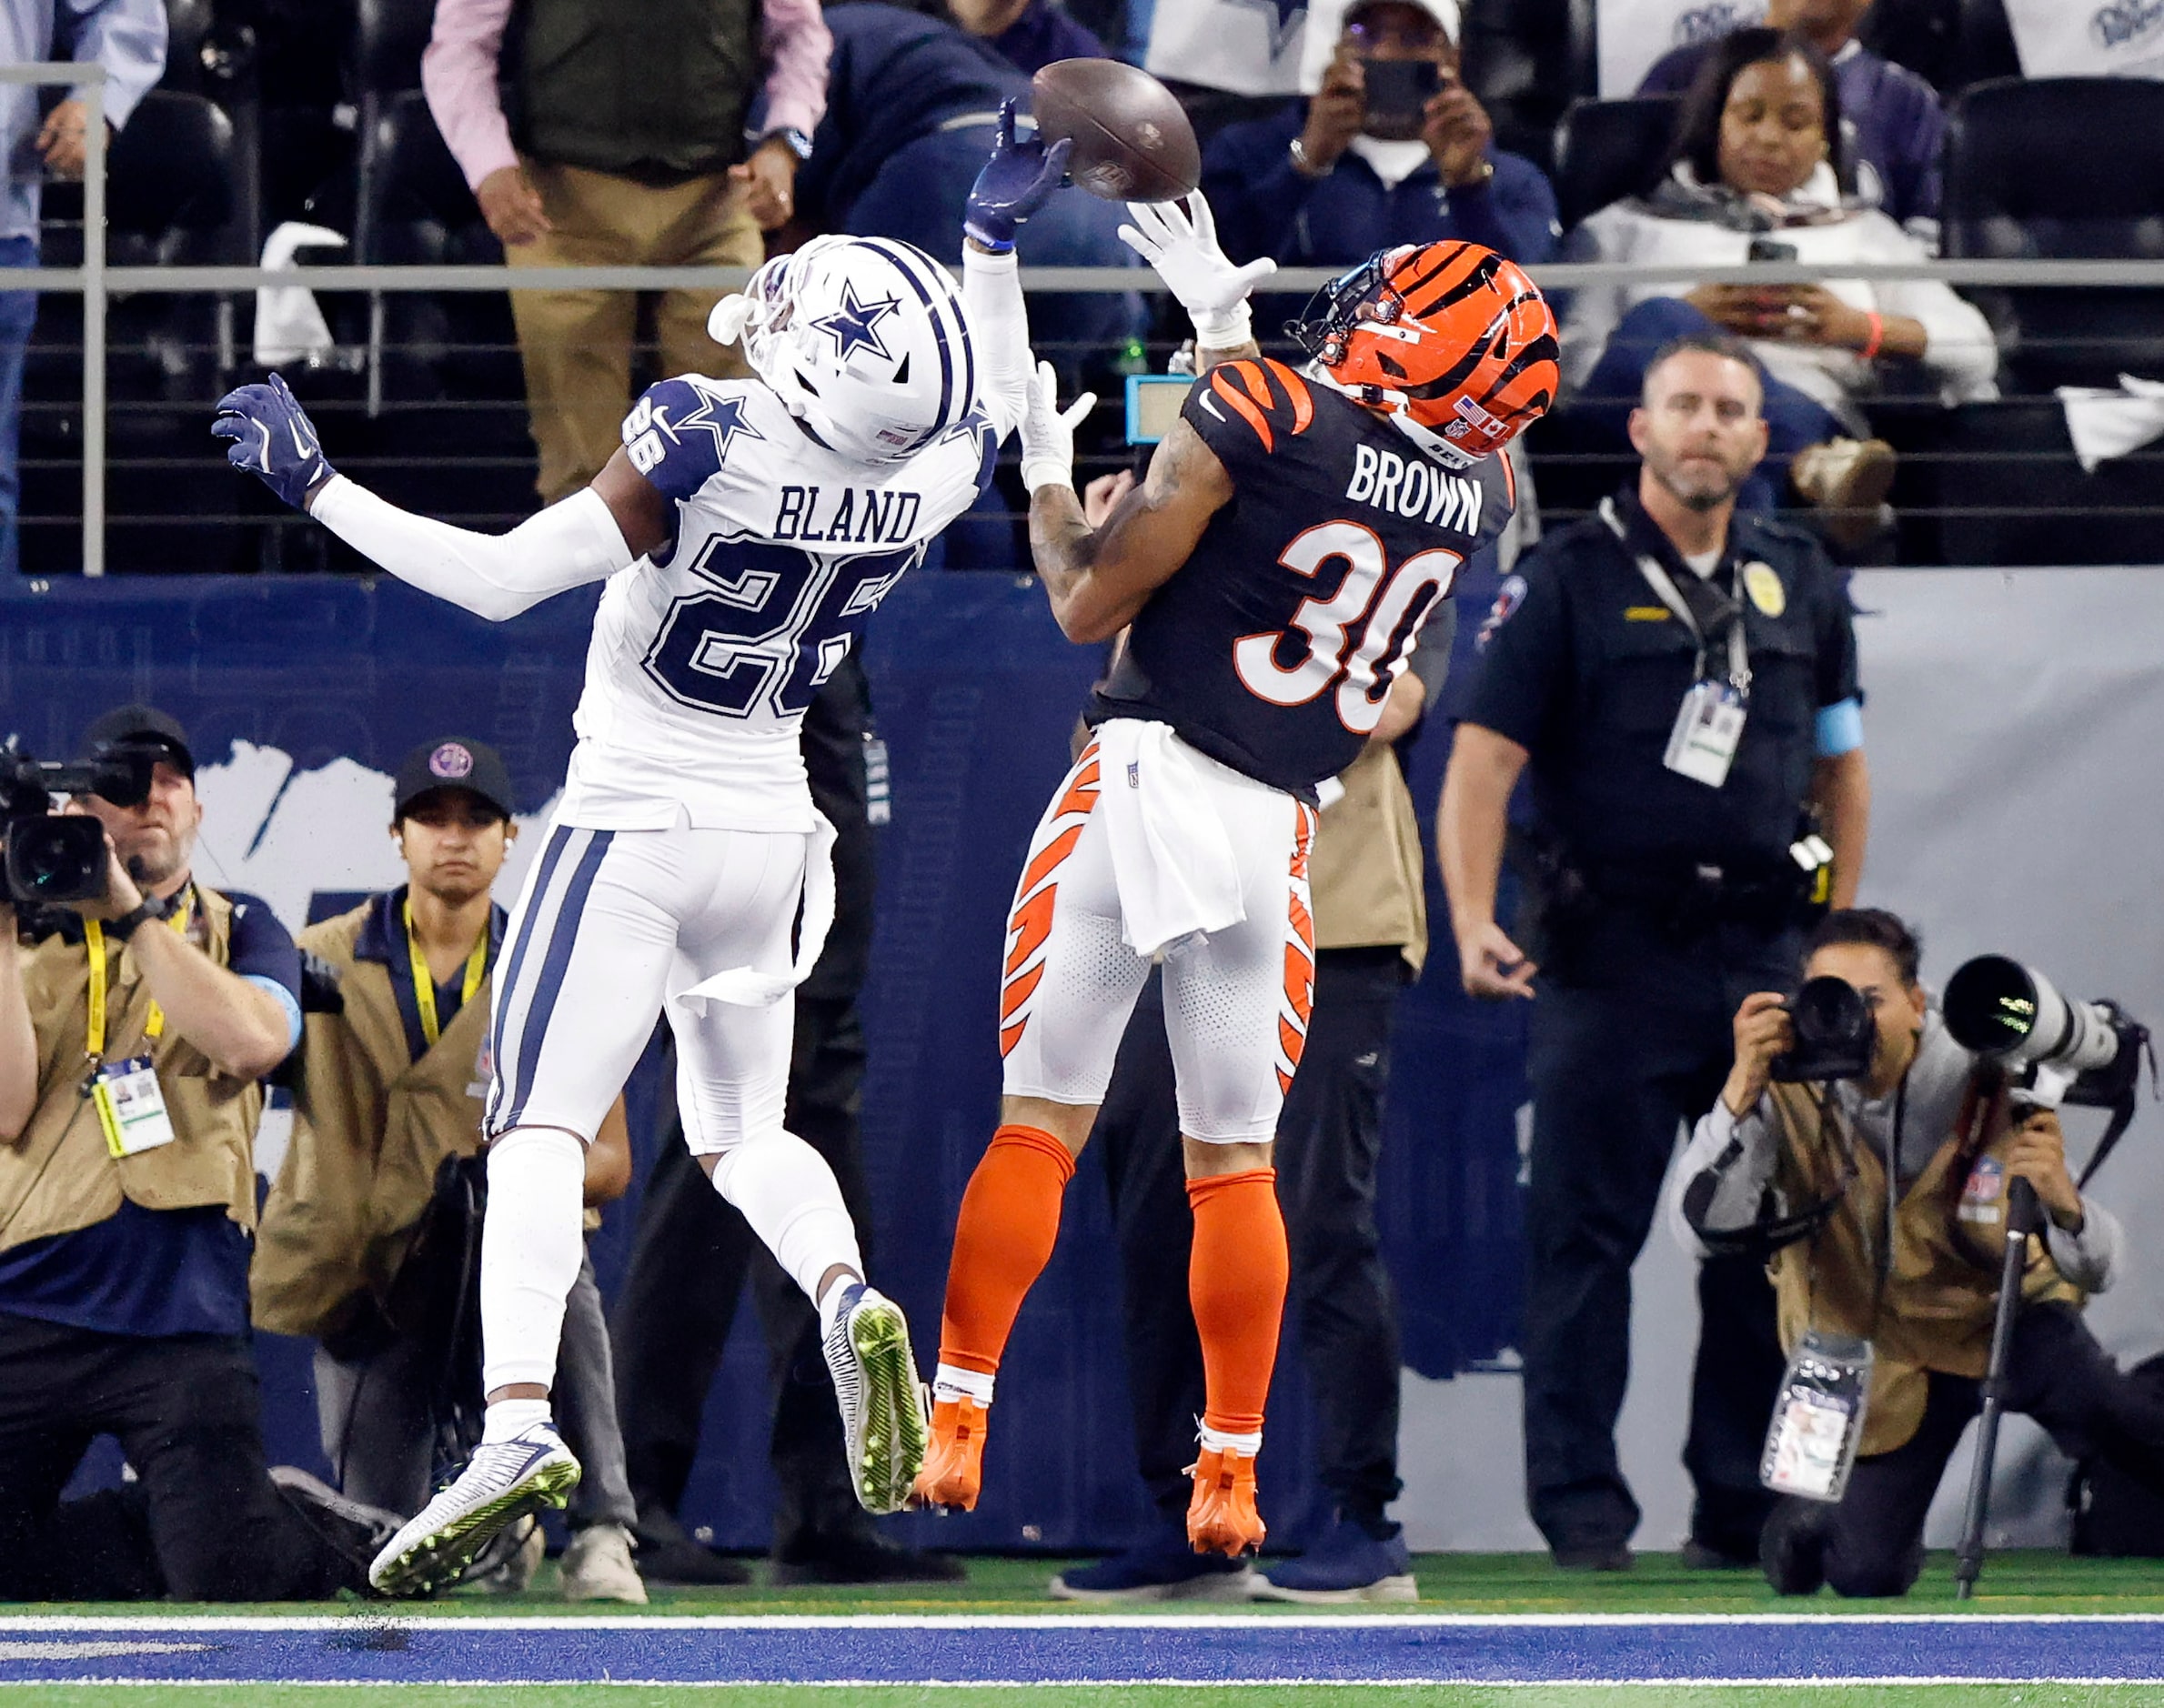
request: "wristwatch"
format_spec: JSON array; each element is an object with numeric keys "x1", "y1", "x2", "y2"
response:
[
  {"x1": 104, "y1": 898, "x2": 161, "y2": 941},
  {"x1": 758, "y1": 127, "x2": 813, "y2": 163},
  {"x1": 1288, "y1": 136, "x2": 1331, "y2": 180},
  {"x1": 1444, "y1": 157, "x2": 1497, "y2": 192}
]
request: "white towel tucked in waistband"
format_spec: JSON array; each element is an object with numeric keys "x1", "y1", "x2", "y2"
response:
[
  {"x1": 675, "y1": 813, "x2": 840, "y2": 1010},
  {"x1": 1093, "y1": 719, "x2": 1247, "y2": 961}
]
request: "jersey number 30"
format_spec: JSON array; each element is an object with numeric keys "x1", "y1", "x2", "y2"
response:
[{"x1": 1233, "y1": 521, "x2": 1462, "y2": 735}]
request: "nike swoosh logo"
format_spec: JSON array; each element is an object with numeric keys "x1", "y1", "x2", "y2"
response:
[{"x1": 290, "y1": 421, "x2": 316, "y2": 461}]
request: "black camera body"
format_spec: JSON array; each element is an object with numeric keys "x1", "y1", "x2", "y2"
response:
[
  {"x1": 0, "y1": 739, "x2": 155, "y2": 907},
  {"x1": 1770, "y1": 974, "x2": 1877, "y2": 1083}
]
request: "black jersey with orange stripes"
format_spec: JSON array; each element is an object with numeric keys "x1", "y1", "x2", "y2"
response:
[{"x1": 1085, "y1": 357, "x2": 1515, "y2": 798}]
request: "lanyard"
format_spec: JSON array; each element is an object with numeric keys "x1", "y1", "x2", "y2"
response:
[
  {"x1": 83, "y1": 889, "x2": 193, "y2": 1064},
  {"x1": 1599, "y1": 497, "x2": 1752, "y2": 699},
  {"x1": 404, "y1": 899, "x2": 488, "y2": 1050}
]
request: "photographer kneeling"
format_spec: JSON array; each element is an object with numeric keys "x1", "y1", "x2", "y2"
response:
[
  {"x1": 0, "y1": 706, "x2": 388, "y2": 1600},
  {"x1": 1667, "y1": 908, "x2": 2164, "y2": 1599}
]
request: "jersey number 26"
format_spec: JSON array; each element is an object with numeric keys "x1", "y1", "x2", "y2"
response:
[{"x1": 1233, "y1": 520, "x2": 1462, "y2": 736}]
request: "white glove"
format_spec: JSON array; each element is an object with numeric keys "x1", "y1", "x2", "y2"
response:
[
  {"x1": 1118, "y1": 191, "x2": 1276, "y2": 348},
  {"x1": 1020, "y1": 360, "x2": 1097, "y2": 494}
]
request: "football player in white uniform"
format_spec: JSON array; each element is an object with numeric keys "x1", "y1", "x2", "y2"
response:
[{"x1": 214, "y1": 110, "x2": 1072, "y2": 1595}]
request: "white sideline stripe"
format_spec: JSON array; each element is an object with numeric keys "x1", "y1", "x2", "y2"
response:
[
  {"x1": 5, "y1": 1612, "x2": 2164, "y2": 1630},
  {"x1": 0, "y1": 1679, "x2": 2156, "y2": 1692}
]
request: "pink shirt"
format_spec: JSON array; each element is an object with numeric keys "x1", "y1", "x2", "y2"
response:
[{"x1": 422, "y1": 0, "x2": 832, "y2": 190}]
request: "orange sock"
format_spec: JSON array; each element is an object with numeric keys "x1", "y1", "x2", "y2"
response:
[
  {"x1": 1184, "y1": 1167, "x2": 1289, "y2": 1442},
  {"x1": 936, "y1": 1124, "x2": 1077, "y2": 1382}
]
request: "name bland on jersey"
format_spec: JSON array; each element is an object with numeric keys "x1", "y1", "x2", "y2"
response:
[
  {"x1": 1344, "y1": 443, "x2": 1483, "y2": 533},
  {"x1": 772, "y1": 485, "x2": 925, "y2": 546}
]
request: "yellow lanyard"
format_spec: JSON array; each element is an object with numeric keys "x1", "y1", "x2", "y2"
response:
[
  {"x1": 84, "y1": 889, "x2": 193, "y2": 1062},
  {"x1": 404, "y1": 899, "x2": 488, "y2": 1050}
]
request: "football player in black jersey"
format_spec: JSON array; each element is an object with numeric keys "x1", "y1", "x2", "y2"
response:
[{"x1": 915, "y1": 186, "x2": 1557, "y2": 1557}]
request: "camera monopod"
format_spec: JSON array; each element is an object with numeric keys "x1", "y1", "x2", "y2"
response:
[{"x1": 1953, "y1": 1174, "x2": 2040, "y2": 1602}]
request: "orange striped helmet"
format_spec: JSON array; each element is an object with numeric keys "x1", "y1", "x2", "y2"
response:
[{"x1": 1287, "y1": 241, "x2": 1558, "y2": 468}]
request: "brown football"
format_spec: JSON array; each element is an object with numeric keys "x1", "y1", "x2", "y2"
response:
[{"x1": 1031, "y1": 58, "x2": 1201, "y2": 204}]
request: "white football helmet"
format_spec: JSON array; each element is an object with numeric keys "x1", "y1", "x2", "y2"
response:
[{"x1": 708, "y1": 235, "x2": 980, "y2": 464}]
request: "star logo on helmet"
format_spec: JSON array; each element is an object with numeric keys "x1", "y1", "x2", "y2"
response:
[
  {"x1": 813, "y1": 283, "x2": 903, "y2": 364},
  {"x1": 674, "y1": 381, "x2": 765, "y2": 462}
]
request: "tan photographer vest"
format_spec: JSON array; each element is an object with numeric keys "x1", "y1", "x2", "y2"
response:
[
  {"x1": 1308, "y1": 742, "x2": 1428, "y2": 973},
  {"x1": 251, "y1": 899, "x2": 492, "y2": 1340},
  {"x1": 1, "y1": 889, "x2": 262, "y2": 1253},
  {"x1": 1766, "y1": 1078, "x2": 2083, "y2": 1456}
]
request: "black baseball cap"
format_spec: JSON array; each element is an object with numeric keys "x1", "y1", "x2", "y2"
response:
[
  {"x1": 77, "y1": 704, "x2": 196, "y2": 778},
  {"x1": 394, "y1": 738, "x2": 516, "y2": 822}
]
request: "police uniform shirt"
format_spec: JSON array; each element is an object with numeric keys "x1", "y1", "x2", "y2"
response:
[
  {"x1": 1463, "y1": 488, "x2": 1859, "y2": 872},
  {"x1": 0, "y1": 891, "x2": 302, "y2": 1339}
]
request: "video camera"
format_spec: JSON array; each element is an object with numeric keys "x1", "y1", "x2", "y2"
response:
[
  {"x1": 0, "y1": 738, "x2": 155, "y2": 907},
  {"x1": 1770, "y1": 975, "x2": 1877, "y2": 1083}
]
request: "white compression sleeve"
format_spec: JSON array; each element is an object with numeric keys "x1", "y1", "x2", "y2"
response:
[
  {"x1": 309, "y1": 477, "x2": 635, "y2": 621},
  {"x1": 961, "y1": 246, "x2": 1034, "y2": 444},
  {"x1": 709, "y1": 1130, "x2": 864, "y2": 1303},
  {"x1": 479, "y1": 1126, "x2": 589, "y2": 1396}
]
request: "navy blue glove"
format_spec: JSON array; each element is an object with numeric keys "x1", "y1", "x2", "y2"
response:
[
  {"x1": 963, "y1": 99, "x2": 1072, "y2": 255},
  {"x1": 212, "y1": 372, "x2": 335, "y2": 509}
]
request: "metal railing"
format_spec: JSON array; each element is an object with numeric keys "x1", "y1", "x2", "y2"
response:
[
  {"x1": 10, "y1": 57, "x2": 2164, "y2": 573},
  {"x1": 6, "y1": 63, "x2": 103, "y2": 572}
]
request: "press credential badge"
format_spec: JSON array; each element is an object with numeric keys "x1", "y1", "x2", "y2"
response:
[
  {"x1": 1665, "y1": 680, "x2": 1746, "y2": 788},
  {"x1": 91, "y1": 1056, "x2": 178, "y2": 1159}
]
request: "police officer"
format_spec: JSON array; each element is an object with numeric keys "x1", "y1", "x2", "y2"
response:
[{"x1": 1437, "y1": 333, "x2": 1871, "y2": 1570}]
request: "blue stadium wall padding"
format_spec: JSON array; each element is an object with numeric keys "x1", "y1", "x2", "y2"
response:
[{"x1": 0, "y1": 568, "x2": 1530, "y2": 1554}]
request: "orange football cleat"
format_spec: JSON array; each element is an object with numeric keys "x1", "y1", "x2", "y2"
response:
[
  {"x1": 911, "y1": 1395, "x2": 990, "y2": 1512},
  {"x1": 1186, "y1": 1445, "x2": 1265, "y2": 1557}
]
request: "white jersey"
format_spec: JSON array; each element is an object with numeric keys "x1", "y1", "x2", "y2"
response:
[{"x1": 557, "y1": 374, "x2": 998, "y2": 832}]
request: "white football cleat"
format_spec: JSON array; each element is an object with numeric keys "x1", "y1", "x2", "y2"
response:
[
  {"x1": 367, "y1": 1422, "x2": 581, "y2": 1597},
  {"x1": 821, "y1": 1281, "x2": 930, "y2": 1516}
]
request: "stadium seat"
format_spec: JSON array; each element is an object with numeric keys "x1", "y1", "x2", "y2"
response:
[
  {"x1": 1915, "y1": 399, "x2": 2164, "y2": 567},
  {"x1": 1550, "y1": 95, "x2": 1679, "y2": 232},
  {"x1": 20, "y1": 91, "x2": 248, "y2": 574},
  {"x1": 1942, "y1": 77, "x2": 2164, "y2": 394},
  {"x1": 1857, "y1": 0, "x2": 1965, "y2": 93},
  {"x1": 351, "y1": 0, "x2": 444, "y2": 265},
  {"x1": 350, "y1": 91, "x2": 536, "y2": 538},
  {"x1": 1460, "y1": 0, "x2": 1595, "y2": 176},
  {"x1": 1949, "y1": 0, "x2": 2022, "y2": 88}
]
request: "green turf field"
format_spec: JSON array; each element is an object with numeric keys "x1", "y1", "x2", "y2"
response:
[
  {"x1": 13, "y1": 1689, "x2": 2164, "y2": 1707},
  {"x1": 23, "y1": 1548, "x2": 2158, "y2": 1618},
  {"x1": 10, "y1": 1552, "x2": 2163, "y2": 1706}
]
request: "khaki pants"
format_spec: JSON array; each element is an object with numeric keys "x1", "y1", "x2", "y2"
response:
[{"x1": 508, "y1": 160, "x2": 764, "y2": 504}]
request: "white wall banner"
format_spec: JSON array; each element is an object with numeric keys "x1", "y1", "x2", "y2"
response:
[
  {"x1": 1146, "y1": 0, "x2": 1309, "y2": 97},
  {"x1": 1597, "y1": 0, "x2": 1766, "y2": 97},
  {"x1": 1401, "y1": 565, "x2": 2164, "y2": 1554},
  {"x1": 2007, "y1": 0, "x2": 2164, "y2": 80}
]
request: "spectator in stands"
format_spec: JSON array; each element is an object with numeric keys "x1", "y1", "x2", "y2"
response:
[
  {"x1": 0, "y1": 0, "x2": 165, "y2": 578},
  {"x1": 1201, "y1": 0, "x2": 1559, "y2": 279},
  {"x1": 949, "y1": 0, "x2": 1108, "y2": 75},
  {"x1": 1564, "y1": 30, "x2": 1995, "y2": 548},
  {"x1": 0, "y1": 705, "x2": 389, "y2": 1600},
  {"x1": 797, "y1": 5, "x2": 1139, "y2": 392},
  {"x1": 252, "y1": 738, "x2": 647, "y2": 1603},
  {"x1": 421, "y1": 0, "x2": 831, "y2": 505},
  {"x1": 1637, "y1": 0, "x2": 1945, "y2": 237}
]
